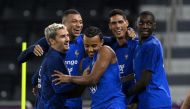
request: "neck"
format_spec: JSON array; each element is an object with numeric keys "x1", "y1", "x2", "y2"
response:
[
  {"x1": 116, "y1": 38, "x2": 127, "y2": 46},
  {"x1": 51, "y1": 46, "x2": 65, "y2": 54}
]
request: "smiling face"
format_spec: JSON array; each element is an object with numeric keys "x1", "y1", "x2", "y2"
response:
[
  {"x1": 136, "y1": 14, "x2": 156, "y2": 40},
  {"x1": 63, "y1": 14, "x2": 83, "y2": 40},
  {"x1": 50, "y1": 29, "x2": 70, "y2": 52},
  {"x1": 109, "y1": 14, "x2": 129, "y2": 39},
  {"x1": 83, "y1": 35, "x2": 103, "y2": 58}
]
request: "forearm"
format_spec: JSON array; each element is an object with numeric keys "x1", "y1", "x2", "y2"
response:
[
  {"x1": 70, "y1": 75, "x2": 96, "y2": 86},
  {"x1": 17, "y1": 45, "x2": 35, "y2": 64},
  {"x1": 181, "y1": 94, "x2": 190, "y2": 109},
  {"x1": 127, "y1": 70, "x2": 152, "y2": 97},
  {"x1": 126, "y1": 79, "x2": 146, "y2": 97}
]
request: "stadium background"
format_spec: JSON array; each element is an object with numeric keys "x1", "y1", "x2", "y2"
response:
[{"x1": 0, "y1": 0, "x2": 190, "y2": 108}]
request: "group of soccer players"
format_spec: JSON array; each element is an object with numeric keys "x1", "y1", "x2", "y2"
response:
[{"x1": 18, "y1": 8, "x2": 172, "y2": 109}]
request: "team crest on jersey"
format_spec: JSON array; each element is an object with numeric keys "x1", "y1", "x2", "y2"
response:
[
  {"x1": 89, "y1": 85, "x2": 97, "y2": 94},
  {"x1": 75, "y1": 50, "x2": 79, "y2": 57},
  {"x1": 125, "y1": 55, "x2": 128, "y2": 60}
]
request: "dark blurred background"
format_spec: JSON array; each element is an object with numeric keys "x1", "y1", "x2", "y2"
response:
[{"x1": 0, "y1": 0, "x2": 190, "y2": 108}]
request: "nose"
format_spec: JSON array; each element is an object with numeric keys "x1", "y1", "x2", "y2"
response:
[
  {"x1": 76, "y1": 21, "x2": 82, "y2": 27},
  {"x1": 115, "y1": 22, "x2": 121, "y2": 28},
  {"x1": 88, "y1": 47, "x2": 93, "y2": 52},
  {"x1": 66, "y1": 35, "x2": 70, "y2": 41},
  {"x1": 142, "y1": 23, "x2": 148, "y2": 29}
]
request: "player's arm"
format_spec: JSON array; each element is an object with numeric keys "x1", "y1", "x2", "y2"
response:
[
  {"x1": 126, "y1": 70, "x2": 152, "y2": 96},
  {"x1": 180, "y1": 91, "x2": 190, "y2": 109},
  {"x1": 31, "y1": 72, "x2": 39, "y2": 96},
  {"x1": 79, "y1": 57, "x2": 92, "y2": 76},
  {"x1": 17, "y1": 37, "x2": 49, "y2": 64},
  {"x1": 52, "y1": 46, "x2": 113, "y2": 85},
  {"x1": 31, "y1": 68, "x2": 41, "y2": 96},
  {"x1": 121, "y1": 73, "x2": 135, "y2": 83},
  {"x1": 103, "y1": 36, "x2": 115, "y2": 46},
  {"x1": 47, "y1": 58, "x2": 76, "y2": 93},
  {"x1": 78, "y1": 58, "x2": 85, "y2": 75}
]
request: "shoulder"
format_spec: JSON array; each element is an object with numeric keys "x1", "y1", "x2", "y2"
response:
[
  {"x1": 99, "y1": 45, "x2": 115, "y2": 56},
  {"x1": 128, "y1": 39, "x2": 138, "y2": 48},
  {"x1": 76, "y1": 34, "x2": 84, "y2": 44},
  {"x1": 142, "y1": 39, "x2": 161, "y2": 54},
  {"x1": 100, "y1": 45, "x2": 114, "y2": 52},
  {"x1": 45, "y1": 51, "x2": 63, "y2": 65},
  {"x1": 36, "y1": 37, "x2": 48, "y2": 44}
]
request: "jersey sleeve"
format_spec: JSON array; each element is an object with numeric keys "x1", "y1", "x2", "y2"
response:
[
  {"x1": 17, "y1": 37, "x2": 49, "y2": 64},
  {"x1": 46, "y1": 57, "x2": 77, "y2": 94},
  {"x1": 31, "y1": 71, "x2": 39, "y2": 86},
  {"x1": 103, "y1": 36, "x2": 115, "y2": 46},
  {"x1": 142, "y1": 44, "x2": 158, "y2": 72}
]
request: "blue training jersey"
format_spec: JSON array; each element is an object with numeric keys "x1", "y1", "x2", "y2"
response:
[
  {"x1": 38, "y1": 47, "x2": 75, "y2": 109},
  {"x1": 17, "y1": 37, "x2": 49, "y2": 64},
  {"x1": 63, "y1": 35, "x2": 84, "y2": 108},
  {"x1": 25, "y1": 35, "x2": 84, "y2": 109},
  {"x1": 89, "y1": 51, "x2": 126, "y2": 109},
  {"x1": 81, "y1": 57, "x2": 92, "y2": 73},
  {"x1": 134, "y1": 35, "x2": 172, "y2": 109},
  {"x1": 111, "y1": 38, "x2": 138, "y2": 104}
]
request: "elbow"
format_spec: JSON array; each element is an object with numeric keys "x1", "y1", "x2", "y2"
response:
[
  {"x1": 88, "y1": 77, "x2": 99, "y2": 85},
  {"x1": 92, "y1": 79, "x2": 99, "y2": 85},
  {"x1": 80, "y1": 75, "x2": 99, "y2": 86},
  {"x1": 17, "y1": 55, "x2": 24, "y2": 64}
]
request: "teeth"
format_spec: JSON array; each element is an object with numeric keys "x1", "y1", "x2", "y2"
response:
[
  {"x1": 74, "y1": 28, "x2": 80, "y2": 31},
  {"x1": 116, "y1": 30, "x2": 121, "y2": 32}
]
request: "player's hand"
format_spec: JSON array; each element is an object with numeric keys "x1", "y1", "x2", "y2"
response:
[
  {"x1": 83, "y1": 67, "x2": 90, "y2": 76},
  {"x1": 32, "y1": 85, "x2": 38, "y2": 96},
  {"x1": 120, "y1": 73, "x2": 135, "y2": 83},
  {"x1": 127, "y1": 27, "x2": 136, "y2": 39},
  {"x1": 52, "y1": 70, "x2": 71, "y2": 85},
  {"x1": 33, "y1": 44, "x2": 44, "y2": 56}
]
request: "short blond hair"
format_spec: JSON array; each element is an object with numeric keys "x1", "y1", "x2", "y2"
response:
[{"x1": 44, "y1": 23, "x2": 67, "y2": 43}]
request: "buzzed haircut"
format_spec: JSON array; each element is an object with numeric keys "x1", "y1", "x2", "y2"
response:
[
  {"x1": 62, "y1": 9, "x2": 81, "y2": 23},
  {"x1": 84, "y1": 26, "x2": 103, "y2": 40},
  {"x1": 139, "y1": 11, "x2": 155, "y2": 22},
  {"x1": 108, "y1": 9, "x2": 127, "y2": 21}
]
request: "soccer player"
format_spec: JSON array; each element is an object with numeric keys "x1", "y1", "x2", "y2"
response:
[
  {"x1": 126, "y1": 11, "x2": 172, "y2": 109},
  {"x1": 17, "y1": 9, "x2": 83, "y2": 63},
  {"x1": 39, "y1": 23, "x2": 71, "y2": 108},
  {"x1": 18, "y1": 9, "x2": 84, "y2": 109},
  {"x1": 52, "y1": 26, "x2": 127, "y2": 109},
  {"x1": 108, "y1": 9, "x2": 138, "y2": 106}
]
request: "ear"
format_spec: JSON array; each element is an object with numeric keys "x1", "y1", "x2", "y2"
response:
[
  {"x1": 108, "y1": 21, "x2": 112, "y2": 30},
  {"x1": 101, "y1": 39, "x2": 104, "y2": 45},
  {"x1": 49, "y1": 38, "x2": 55, "y2": 45},
  {"x1": 125, "y1": 19, "x2": 129, "y2": 27}
]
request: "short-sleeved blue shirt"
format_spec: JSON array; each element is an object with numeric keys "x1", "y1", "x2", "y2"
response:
[{"x1": 134, "y1": 35, "x2": 172, "y2": 108}]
